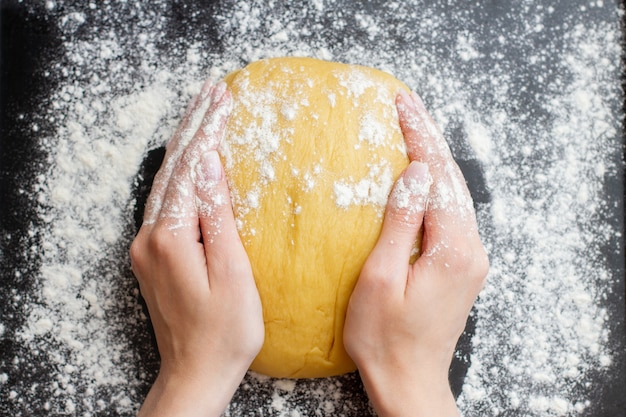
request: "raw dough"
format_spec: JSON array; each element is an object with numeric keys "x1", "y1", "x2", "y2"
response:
[{"x1": 220, "y1": 57, "x2": 410, "y2": 378}]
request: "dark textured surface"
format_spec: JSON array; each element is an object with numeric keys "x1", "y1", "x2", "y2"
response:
[{"x1": 1, "y1": 1, "x2": 624, "y2": 416}]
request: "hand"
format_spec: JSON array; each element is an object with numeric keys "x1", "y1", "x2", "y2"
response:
[
  {"x1": 130, "y1": 81, "x2": 264, "y2": 417},
  {"x1": 343, "y1": 90, "x2": 489, "y2": 417}
]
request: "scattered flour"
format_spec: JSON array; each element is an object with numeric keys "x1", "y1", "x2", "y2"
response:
[
  {"x1": 465, "y1": 119, "x2": 492, "y2": 163},
  {"x1": 2, "y1": 1, "x2": 623, "y2": 416}
]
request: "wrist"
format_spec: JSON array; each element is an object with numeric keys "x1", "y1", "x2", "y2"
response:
[
  {"x1": 138, "y1": 363, "x2": 248, "y2": 417},
  {"x1": 357, "y1": 358, "x2": 459, "y2": 417}
]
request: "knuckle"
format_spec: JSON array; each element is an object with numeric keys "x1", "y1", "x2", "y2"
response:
[
  {"x1": 444, "y1": 245, "x2": 472, "y2": 272},
  {"x1": 129, "y1": 238, "x2": 142, "y2": 265},
  {"x1": 385, "y1": 190, "x2": 426, "y2": 229},
  {"x1": 225, "y1": 258, "x2": 253, "y2": 279},
  {"x1": 129, "y1": 234, "x2": 148, "y2": 275},
  {"x1": 146, "y1": 226, "x2": 177, "y2": 261},
  {"x1": 360, "y1": 259, "x2": 401, "y2": 293},
  {"x1": 210, "y1": 251, "x2": 253, "y2": 280},
  {"x1": 472, "y1": 247, "x2": 490, "y2": 287},
  {"x1": 361, "y1": 259, "x2": 386, "y2": 282},
  {"x1": 387, "y1": 207, "x2": 422, "y2": 231},
  {"x1": 442, "y1": 242, "x2": 474, "y2": 269},
  {"x1": 448, "y1": 243, "x2": 489, "y2": 286}
]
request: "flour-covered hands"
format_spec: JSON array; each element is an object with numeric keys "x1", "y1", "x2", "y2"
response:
[
  {"x1": 130, "y1": 83, "x2": 263, "y2": 417},
  {"x1": 343, "y1": 91, "x2": 489, "y2": 417}
]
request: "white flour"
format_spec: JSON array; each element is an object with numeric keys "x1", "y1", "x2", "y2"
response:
[{"x1": 3, "y1": 1, "x2": 623, "y2": 416}]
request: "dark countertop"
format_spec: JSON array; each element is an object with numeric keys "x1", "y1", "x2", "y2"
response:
[{"x1": 1, "y1": 1, "x2": 624, "y2": 416}]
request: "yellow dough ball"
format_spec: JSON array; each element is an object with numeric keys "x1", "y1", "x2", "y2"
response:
[{"x1": 220, "y1": 57, "x2": 410, "y2": 378}]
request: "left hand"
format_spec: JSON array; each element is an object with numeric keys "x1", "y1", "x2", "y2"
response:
[{"x1": 130, "y1": 81, "x2": 264, "y2": 417}]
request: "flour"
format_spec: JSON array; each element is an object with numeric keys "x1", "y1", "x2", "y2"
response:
[
  {"x1": 357, "y1": 110, "x2": 390, "y2": 147},
  {"x1": 390, "y1": 162, "x2": 432, "y2": 214},
  {"x1": 336, "y1": 69, "x2": 376, "y2": 99},
  {"x1": 464, "y1": 119, "x2": 492, "y2": 163},
  {"x1": 3, "y1": 0, "x2": 623, "y2": 416},
  {"x1": 333, "y1": 163, "x2": 395, "y2": 211}
]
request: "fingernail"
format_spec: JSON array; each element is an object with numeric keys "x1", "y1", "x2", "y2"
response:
[
  {"x1": 200, "y1": 151, "x2": 223, "y2": 182},
  {"x1": 200, "y1": 79, "x2": 214, "y2": 99},
  {"x1": 391, "y1": 161, "x2": 431, "y2": 211},
  {"x1": 397, "y1": 89, "x2": 415, "y2": 110},
  {"x1": 403, "y1": 161, "x2": 432, "y2": 195},
  {"x1": 405, "y1": 160, "x2": 429, "y2": 181}
]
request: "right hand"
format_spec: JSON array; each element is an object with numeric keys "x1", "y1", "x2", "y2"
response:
[{"x1": 343, "y1": 90, "x2": 489, "y2": 417}]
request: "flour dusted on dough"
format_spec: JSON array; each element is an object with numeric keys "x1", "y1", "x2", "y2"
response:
[
  {"x1": 6, "y1": 1, "x2": 621, "y2": 415},
  {"x1": 220, "y1": 57, "x2": 410, "y2": 378}
]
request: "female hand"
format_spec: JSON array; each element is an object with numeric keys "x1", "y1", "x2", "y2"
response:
[
  {"x1": 130, "y1": 81, "x2": 264, "y2": 417},
  {"x1": 343, "y1": 90, "x2": 489, "y2": 417}
]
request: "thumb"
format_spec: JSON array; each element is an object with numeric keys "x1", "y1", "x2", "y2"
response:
[
  {"x1": 367, "y1": 161, "x2": 431, "y2": 276},
  {"x1": 194, "y1": 150, "x2": 251, "y2": 281}
]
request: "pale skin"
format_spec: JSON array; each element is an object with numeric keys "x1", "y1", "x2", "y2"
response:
[
  {"x1": 130, "y1": 82, "x2": 264, "y2": 416},
  {"x1": 343, "y1": 89, "x2": 489, "y2": 417},
  {"x1": 130, "y1": 82, "x2": 489, "y2": 417}
]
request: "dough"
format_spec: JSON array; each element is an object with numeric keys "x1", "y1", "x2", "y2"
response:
[{"x1": 220, "y1": 57, "x2": 410, "y2": 378}]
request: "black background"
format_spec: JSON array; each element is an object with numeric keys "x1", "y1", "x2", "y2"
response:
[{"x1": 1, "y1": 1, "x2": 625, "y2": 416}]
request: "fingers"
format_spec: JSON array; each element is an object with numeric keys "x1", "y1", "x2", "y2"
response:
[
  {"x1": 396, "y1": 90, "x2": 478, "y2": 261},
  {"x1": 180, "y1": 87, "x2": 254, "y2": 289},
  {"x1": 137, "y1": 78, "x2": 249, "y2": 293},
  {"x1": 155, "y1": 82, "x2": 231, "y2": 232},
  {"x1": 195, "y1": 150, "x2": 251, "y2": 279},
  {"x1": 143, "y1": 79, "x2": 220, "y2": 225},
  {"x1": 361, "y1": 161, "x2": 431, "y2": 286}
]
